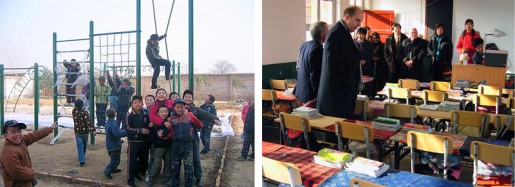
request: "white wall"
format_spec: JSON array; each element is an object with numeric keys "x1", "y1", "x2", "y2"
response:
[
  {"x1": 262, "y1": 0, "x2": 305, "y2": 65},
  {"x1": 452, "y1": 0, "x2": 515, "y2": 72},
  {"x1": 367, "y1": 0, "x2": 427, "y2": 39}
]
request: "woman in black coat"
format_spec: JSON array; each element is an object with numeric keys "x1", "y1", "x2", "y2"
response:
[
  {"x1": 371, "y1": 32, "x2": 388, "y2": 93},
  {"x1": 428, "y1": 23, "x2": 453, "y2": 81},
  {"x1": 355, "y1": 27, "x2": 374, "y2": 77}
]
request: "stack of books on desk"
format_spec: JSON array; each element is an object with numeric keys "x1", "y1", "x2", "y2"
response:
[
  {"x1": 438, "y1": 101, "x2": 461, "y2": 112},
  {"x1": 345, "y1": 157, "x2": 389, "y2": 177},
  {"x1": 292, "y1": 106, "x2": 320, "y2": 119},
  {"x1": 313, "y1": 148, "x2": 351, "y2": 169},
  {"x1": 401, "y1": 123, "x2": 432, "y2": 133},
  {"x1": 454, "y1": 80, "x2": 470, "y2": 89},
  {"x1": 419, "y1": 104, "x2": 439, "y2": 111},
  {"x1": 372, "y1": 117, "x2": 401, "y2": 132}
]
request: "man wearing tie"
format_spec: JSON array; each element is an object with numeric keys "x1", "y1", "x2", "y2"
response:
[{"x1": 384, "y1": 23, "x2": 408, "y2": 83}]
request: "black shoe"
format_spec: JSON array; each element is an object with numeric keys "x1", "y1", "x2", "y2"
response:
[
  {"x1": 128, "y1": 180, "x2": 136, "y2": 187},
  {"x1": 112, "y1": 169, "x2": 122, "y2": 173},
  {"x1": 79, "y1": 162, "x2": 85, "y2": 167},
  {"x1": 135, "y1": 175, "x2": 143, "y2": 182},
  {"x1": 200, "y1": 149, "x2": 208, "y2": 154},
  {"x1": 248, "y1": 157, "x2": 254, "y2": 161},
  {"x1": 151, "y1": 85, "x2": 158, "y2": 89},
  {"x1": 104, "y1": 173, "x2": 113, "y2": 179}
]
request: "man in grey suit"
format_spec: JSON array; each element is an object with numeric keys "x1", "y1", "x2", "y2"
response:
[
  {"x1": 317, "y1": 6, "x2": 364, "y2": 119},
  {"x1": 293, "y1": 21, "x2": 328, "y2": 103}
]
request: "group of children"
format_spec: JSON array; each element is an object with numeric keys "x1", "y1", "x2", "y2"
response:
[{"x1": 74, "y1": 86, "x2": 222, "y2": 187}]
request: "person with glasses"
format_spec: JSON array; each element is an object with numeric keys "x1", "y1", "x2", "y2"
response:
[
  {"x1": 428, "y1": 23, "x2": 453, "y2": 81},
  {"x1": 370, "y1": 32, "x2": 388, "y2": 94}
]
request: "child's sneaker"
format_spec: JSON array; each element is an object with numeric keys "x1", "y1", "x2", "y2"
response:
[
  {"x1": 104, "y1": 173, "x2": 113, "y2": 179},
  {"x1": 79, "y1": 162, "x2": 85, "y2": 167}
]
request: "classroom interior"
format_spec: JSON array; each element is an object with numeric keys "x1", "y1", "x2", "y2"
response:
[{"x1": 261, "y1": 0, "x2": 515, "y2": 186}]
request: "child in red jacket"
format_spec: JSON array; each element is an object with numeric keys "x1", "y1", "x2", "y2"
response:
[{"x1": 149, "y1": 88, "x2": 174, "y2": 127}]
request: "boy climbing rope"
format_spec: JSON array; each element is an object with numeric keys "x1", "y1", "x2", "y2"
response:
[{"x1": 145, "y1": 34, "x2": 172, "y2": 89}]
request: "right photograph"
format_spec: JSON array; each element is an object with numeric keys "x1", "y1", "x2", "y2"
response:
[{"x1": 261, "y1": 0, "x2": 515, "y2": 187}]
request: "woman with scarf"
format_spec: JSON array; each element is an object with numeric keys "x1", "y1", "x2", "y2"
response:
[{"x1": 428, "y1": 23, "x2": 453, "y2": 81}]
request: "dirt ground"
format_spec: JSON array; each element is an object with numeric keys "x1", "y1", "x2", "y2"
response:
[
  {"x1": 220, "y1": 135, "x2": 255, "y2": 187},
  {"x1": 0, "y1": 98, "x2": 254, "y2": 187}
]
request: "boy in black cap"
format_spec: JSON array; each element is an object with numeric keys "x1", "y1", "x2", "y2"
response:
[
  {"x1": 163, "y1": 98, "x2": 203, "y2": 187},
  {"x1": 145, "y1": 33, "x2": 172, "y2": 89},
  {"x1": 0, "y1": 120, "x2": 57, "y2": 187},
  {"x1": 181, "y1": 90, "x2": 220, "y2": 185}
]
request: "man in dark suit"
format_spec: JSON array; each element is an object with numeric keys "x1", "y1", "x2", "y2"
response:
[
  {"x1": 402, "y1": 28, "x2": 427, "y2": 81},
  {"x1": 384, "y1": 23, "x2": 408, "y2": 83},
  {"x1": 293, "y1": 21, "x2": 328, "y2": 103},
  {"x1": 317, "y1": 6, "x2": 363, "y2": 119}
]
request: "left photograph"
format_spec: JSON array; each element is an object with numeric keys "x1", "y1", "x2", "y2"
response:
[{"x1": 0, "y1": 0, "x2": 255, "y2": 187}]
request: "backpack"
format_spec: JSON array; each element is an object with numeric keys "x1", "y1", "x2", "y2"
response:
[{"x1": 284, "y1": 129, "x2": 321, "y2": 152}]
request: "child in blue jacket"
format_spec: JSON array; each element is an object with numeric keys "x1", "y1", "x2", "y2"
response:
[
  {"x1": 103, "y1": 108, "x2": 128, "y2": 179},
  {"x1": 199, "y1": 95, "x2": 217, "y2": 154}
]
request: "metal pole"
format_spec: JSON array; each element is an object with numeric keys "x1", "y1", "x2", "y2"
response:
[
  {"x1": 53, "y1": 32, "x2": 58, "y2": 137},
  {"x1": 136, "y1": 0, "x2": 142, "y2": 95},
  {"x1": 89, "y1": 21, "x2": 95, "y2": 145},
  {"x1": 178, "y1": 62, "x2": 181, "y2": 95},
  {"x1": 188, "y1": 0, "x2": 194, "y2": 91},
  {"x1": 34, "y1": 63, "x2": 39, "y2": 130},
  {"x1": 172, "y1": 60, "x2": 176, "y2": 92},
  {"x1": 0, "y1": 64, "x2": 4, "y2": 134}
]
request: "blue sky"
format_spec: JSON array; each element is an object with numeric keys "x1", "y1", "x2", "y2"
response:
[{"x1": 0, "y1": 0, "x2": 255, "y2": 74}]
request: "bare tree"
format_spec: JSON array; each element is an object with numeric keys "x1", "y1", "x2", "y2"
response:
[
  {"x1": 231, "y1": 75, "x2": 246, "y2": 100},
  {"x1": 0, "y1": 47, "x2": 23, "y2": 67},
  {"x1": 39, "y1": 66, "x2": 54, "y2": 97},
  {"x1": 210, "y1": 60, "x2": 236, "y2": 74}
]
